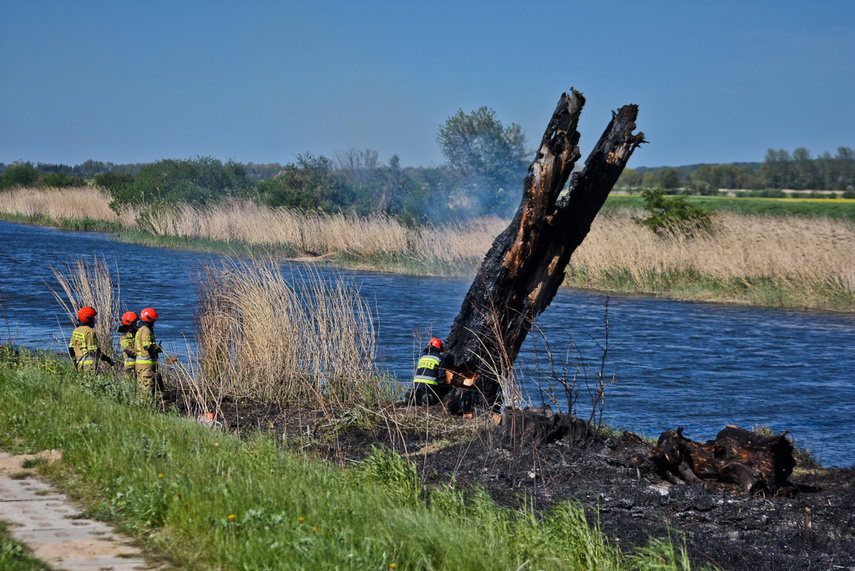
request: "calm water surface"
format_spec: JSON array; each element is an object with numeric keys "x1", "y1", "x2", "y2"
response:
[{"x1": 2, "y1": 220, "x2": 854, "y2": 467}]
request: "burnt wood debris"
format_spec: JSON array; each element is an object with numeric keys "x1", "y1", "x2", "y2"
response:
[
  {"x1": 652, "y1": 426, "x2": 797, "y2": 495},
  {"x1": 440, "y1": 89, "x2": 645, "y2": 411}
]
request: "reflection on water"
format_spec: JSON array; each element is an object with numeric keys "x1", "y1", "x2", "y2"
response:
[{"x1": 2, "y1": 220, "x2": 854, "y2": 467}]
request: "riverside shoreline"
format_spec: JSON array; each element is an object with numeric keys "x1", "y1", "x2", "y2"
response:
[{"x1": 1, "y1": 189, "x2": 854, "y2": 312}]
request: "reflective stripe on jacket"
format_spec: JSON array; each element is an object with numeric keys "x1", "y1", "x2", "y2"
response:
[
  {"x1": 69, "y1": 325, "x2": 99, "y2": 369},
  {"x1": 120, "y1": 331, "x2": 136, "y2": 368},
  {"x1": 134, "y1": 324, "x2": 158, "y2": 365},
  {"x1": 413, "y1": 350, "x2": 443, "y2": 385}
]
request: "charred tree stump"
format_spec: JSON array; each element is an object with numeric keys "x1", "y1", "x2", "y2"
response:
[
  {"x1": 495, "y1": 405, "x2": 592, "y2": 449},
  {"x1": 442, "y1": 90, "x2": 644, "y2": 410},
  {"x1": 652, "y1": 426, "x2": 796, "y2": 495}
]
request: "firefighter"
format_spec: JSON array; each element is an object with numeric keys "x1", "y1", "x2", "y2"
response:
[
  {"x1": 406, "y1": 337, "x2": 450, "y2": 406},
  {"x1": 118, "y1": 311, "x2": 138, "y2": 379},
  {"x1": 68, "y1": 306, "x2": 113, "y2": 373},
  {"x1": 134, "y1": 307, "x2": 162, "y2": 395}
]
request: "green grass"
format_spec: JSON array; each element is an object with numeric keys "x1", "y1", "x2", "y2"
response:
[
  {"x1": 0, "y1": 352, "x2": 694, "y2": 570},
  {"x1": 0, "y1": 522, "x2": 51, "y2": 571},
  {"x1": 605, "y1": 194, "x2": 855, "y2": 221},
  {"x1": 114, "y1": 229, "x2": 304, "y2": 258},
  {"x1": 565, "y1": 266, "x2": 855, "y2": 312},
  {"x1": 0, "y1": 212, "x2": 124, "y2": 232}
]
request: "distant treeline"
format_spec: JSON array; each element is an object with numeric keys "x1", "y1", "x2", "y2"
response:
[
  {"x1": 618, "y1": 147, "x2": 855, "y2": 196},
  {"x1": 2, "y1": 142, "x2": 853, "y2": 224}
]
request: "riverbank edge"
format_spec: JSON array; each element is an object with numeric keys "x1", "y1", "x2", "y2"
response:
[
  {"x1": 0, "y1": 355, "x2": 698, "y2": 570},
  {"x1": 3, "y1": 212, "x2": 853, "y2": 312}
]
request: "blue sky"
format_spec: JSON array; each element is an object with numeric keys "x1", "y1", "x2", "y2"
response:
[{"x1": 2, "y1": 1, "x2": 853, "y2": 169}]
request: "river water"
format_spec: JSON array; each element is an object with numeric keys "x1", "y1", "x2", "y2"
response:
[{"x1": 2, "y1": 220, "x2": 854, "y2": 467}]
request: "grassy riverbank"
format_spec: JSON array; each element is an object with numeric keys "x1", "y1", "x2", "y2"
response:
[
  {"x1": 0, "y1": 352, "x2": 692, "y2": 570},
  {"x1": 568, "y1": 210, "x2": 855, "y2": 311},
  {"x1": 2, "y1": 186, "x2": 853, "y2": 311}
]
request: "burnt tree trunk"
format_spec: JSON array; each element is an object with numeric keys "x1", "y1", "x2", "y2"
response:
[
  {"x1": 442, "y1": 90, "x2": 644, "y2": 407},
  {"x1": 652, "y1": 426, "x2": 796, "y2": 495}
]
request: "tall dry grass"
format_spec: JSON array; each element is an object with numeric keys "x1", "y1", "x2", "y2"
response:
[
  {"x1": 7, "y1": 187, "x2": 853, "y2": 309},
  {"x1": 190, "y1": 257, "x2": 386, "y2": 408},
  {"x1": 0, "y1": 186, "x2": 138, "y2": 227},
  {"x1": 138, "y1": 200, "x2": 503, "y2": 274},
  {"x1": 568, "y1": 210, "x2": 855, "y2": 308},
  {"x1": 49, "y1": 254, "x2": 121, "y2": 360}
]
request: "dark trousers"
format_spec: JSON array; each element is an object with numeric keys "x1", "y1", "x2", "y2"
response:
[{"x1": 407, "y1": 382, "x2": 450, "y2": 406}]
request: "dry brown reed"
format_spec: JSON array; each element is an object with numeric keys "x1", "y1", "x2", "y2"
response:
[
  {"x1": 191, "y1": 257, "x2": 386, "y2": 408},
  {"x1": 568, "y1": 210, "x2": 855, "y2": 308},
  {"x1": 49, "y1": 254, "x2": 121, "y2": 360},
  {"x1": 0, "y1": 186, "x2": 138, "y2": 227},
  {"x1": 138, "y1": 200, "x2": 501, "y2": 274},
  {"x1": 7, "y1": 188, "x2": 852, "y2": 309}
]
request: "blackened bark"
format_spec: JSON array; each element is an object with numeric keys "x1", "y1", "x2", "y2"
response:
[
  {"x1": 652, "y1": 426, "x2": 797, "y2": 495},
  {"x1": 442, "y1": 90, "x2": 644, "y2": 405}
]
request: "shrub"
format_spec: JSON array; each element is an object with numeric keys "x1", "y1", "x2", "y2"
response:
[
  {"x1": 113, "y1": 157, "x2": 253, "y2": 206},
  {"x1": 0, "y1": 162, "x2": 39, "y2": 190},
  {"x1": 258, "y1": 153, "x2": 350, "y2": 212},
  {"x1": 633, "y1": 188, "x2": 713, "y2": 236},
  {"x1": 41, "y1": 172, "x2": 85, "y2": 188}
]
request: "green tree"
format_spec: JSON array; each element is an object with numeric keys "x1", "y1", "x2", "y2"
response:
[
  {"x1": 437, "y1": 106, "x2": 528, "y2": 216},
  {"x1": 118, "y1": 156, "x2": 252, "y2": 206},
  {"x1": 94, "y1": 172, "x2": 135, "y2": 197},
  {"x1": 41, "y1": 172, "x2": 85, "y2": 187},
  {"x1": 641, "y1": 172, "x2": 657, "y2": 189},
  {"x1": 657, "y1": 167, "x2": 682, "y2": 190},
  {"x1": 616, "y1": 168, "x2": 641, "y2": 189},
  {"x1": 832, "y1": 147, "x2": 854, "y2": 190},
  {"x1": 760, "y1": 149, "x2": 793, "y2": 189},
  {"x1": 0, "y1": 161, "x2": 39, "y2": 189},
  {"x1": 259, "y1": 153, "x2": 349, "y2": 211},
  {"x1": 792, "y1": 147, "x2": 818, "y2": 190}
]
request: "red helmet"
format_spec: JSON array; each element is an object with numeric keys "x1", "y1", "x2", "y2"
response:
[
  {"x1": 428, "y1": 337, "x2": 444, "y2": 351},
  {"x1": 77, "y1": 306, "x2": 97, "y2": 324},
  {"x1": 121, "y1": 311, "x2": 138, "y2": 326},
  {"x1": 140, "y1": 308, "x2": 159, "y2": 323}
]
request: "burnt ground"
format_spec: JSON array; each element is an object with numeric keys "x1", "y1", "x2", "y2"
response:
[{"x1": 188, "y1": 395, "x2": 855, "y2": 571}]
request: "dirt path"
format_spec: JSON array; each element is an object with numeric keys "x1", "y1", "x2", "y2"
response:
[{"x1": 0, "y1": 451, "x2": 155, "y2": 571}]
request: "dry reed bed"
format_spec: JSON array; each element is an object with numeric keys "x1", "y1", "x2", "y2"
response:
[
  {"x1": 0, "y1": 186, "x2": 138, "y2": 227},
  {"x1": 49, "y1": 255, "x2": 121, "y2": 360},
  {"x1": 4, "y1": 187, "x2": 853, "y2": 308},
  {"x1": 139, "y1": 200, "x2": 505, "y2": 271},
  {"x1": 191, "y1": 258, "x2": 384, "y2": 406},
  {"x1": 570, "y1": 210, "x2": 855, "y2": 304}
]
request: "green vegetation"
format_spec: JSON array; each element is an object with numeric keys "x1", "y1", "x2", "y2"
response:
[
  {"x1": 605, "y1": 194, "x2": 855, "y2": 222},
  {"x1": 437, "y1": 106, "x2": 529, "y2": 216},
  {"x1": 615, "y1": 146, "x2": 854, "y2": 194},
  {"x1": 0, "y1": 522, "x2": 50, "y2": 571},
  {"x1": 632, "y1": 189, "x2": 713, "y2": 235},
  {"x1": 0, "y1": 211, "x2": 123, "y2": 232},
  {"x1": 0, "y1": 161, "x2": 85, "y2": 190},
  {"x1": 564, "y1": 266, "x2": 855, "y2": 312},
  {"x1": 0, "y1": 352, "x2": 693, "y2": 570}
]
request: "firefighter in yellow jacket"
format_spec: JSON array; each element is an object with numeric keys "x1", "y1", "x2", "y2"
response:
[
  {"x1": 406, "y1": 338, "x2": 450, "y2": 406},
  {"x1": 134, "y1": 307, "x2": 162, "y2": 395},
  {"x1": 68, "y1": 306, "x2": 113, "y2": 373},
  {"x1": 118, "y1": 311, "x2": 138, "y2": 379}
]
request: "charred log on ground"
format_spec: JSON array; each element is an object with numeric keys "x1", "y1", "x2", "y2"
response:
[
  {"x1": 494, "y1": 405, "x2": 592, "y2": 448},
  {"x1": 652, "y1": 425, "x2": 797, "y2": 495},
  {"x1": 442, "y1": 90, "x2": 644, "y2": 410}
]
